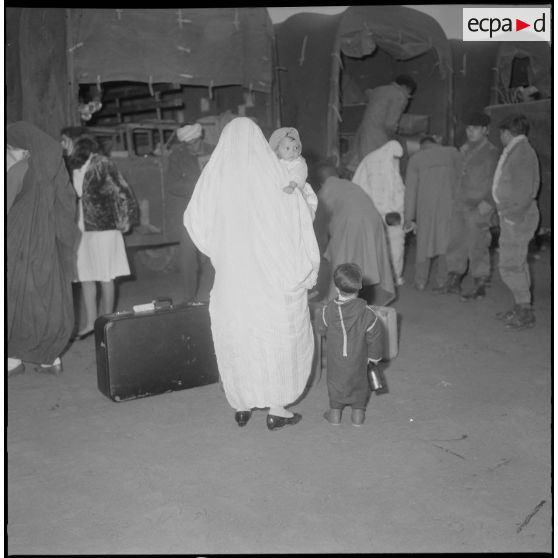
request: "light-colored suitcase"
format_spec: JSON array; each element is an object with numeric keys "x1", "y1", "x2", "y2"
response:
[{"x1": 369, "y1": 305, "x2": 398, "y2": 360}]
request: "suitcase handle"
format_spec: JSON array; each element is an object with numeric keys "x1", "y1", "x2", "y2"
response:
[{"x1": 152, "y1": 297, "x2": 173, "y2": 310}]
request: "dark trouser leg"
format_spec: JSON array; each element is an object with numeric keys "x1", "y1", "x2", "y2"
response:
[
  {"x1": 432, "y1": 254, "x2": 448, "y2": 288},
  {"x1": 467, "y1": 208, "x2": 493, "y2": 280},
  {"x1": 459, "y1": 209, "x2": 493, "y2": 301},
  {"x1": 445, "y1": 209, "x2": 468, "y2": 275},
  {"x1": 497, "y1": 205, "x2": 539, "y2": 306},
  {"x1": 414, "y1": 259, "x2": 430, "y2": 289}
]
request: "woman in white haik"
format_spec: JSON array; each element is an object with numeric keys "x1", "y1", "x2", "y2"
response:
[
  {"x1": 352, "y1": 140, "x2": 407, "y2": 286},
  {"x1": 184, "y1": 117, "x2": 320, "y2": 431},
  {"x1": 68, "y1": 135, "x2": 136, "y2": 340}
]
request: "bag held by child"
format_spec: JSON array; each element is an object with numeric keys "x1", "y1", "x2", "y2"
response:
[{"x1": 367, "y1": 363, "x2": 384, "y2": 391}]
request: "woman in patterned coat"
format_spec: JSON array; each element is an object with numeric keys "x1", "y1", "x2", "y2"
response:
[{"x1": 68, "y1": 135, "x2": 138, "y2": 340}]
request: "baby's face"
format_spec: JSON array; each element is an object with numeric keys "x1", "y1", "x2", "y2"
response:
[{"x1": 277, "y1": 137, "x2": 301, "y2": 161}]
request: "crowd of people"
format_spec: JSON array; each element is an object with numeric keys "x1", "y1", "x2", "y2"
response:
[
  {"x1": 341, "y1": 76, "x2": 540, "y2": 334},
  {"x1": 7, "y1": 77, "x2": 542, "y2": 430}
]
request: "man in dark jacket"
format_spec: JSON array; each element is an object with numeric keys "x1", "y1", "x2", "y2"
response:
[
  {"x1": 165, "y1": 123, "x2": 214, "y2": 303},
  {"x1": 492, "y1": 114, "x2": 540, "y2": 330},
  {"x1": 439, "y1": 112, "x2": 500, "y2": 299}
]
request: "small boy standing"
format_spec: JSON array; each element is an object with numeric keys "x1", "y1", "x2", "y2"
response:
[{"x1": 316, "y1": 263, "x2": 384, "y2": 427}]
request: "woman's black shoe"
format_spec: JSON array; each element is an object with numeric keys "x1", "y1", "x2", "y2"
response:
[
  {"x1": 234, "y1": 411, "x2": 252, "y2": 427},
  {"x1": 266, "y1": 412, "x2": 302, "y2": 431},
  {"x1": 71, "y1": 329, "x2": 94, "y2": 342}
]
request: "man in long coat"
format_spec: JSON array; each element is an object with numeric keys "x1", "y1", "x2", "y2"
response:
[
  {"x1": 315, "y1": 164, "x2": 395, "y2": 305},
  {"x1": 403, "y1": 136, "x2": 461, "y2": 290},
  {"x1": 7, "y1": 121, "x2": 80, "y2": 375}
]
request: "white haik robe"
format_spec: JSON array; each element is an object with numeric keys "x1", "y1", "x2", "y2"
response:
[
  {"x1": 353, "y1": 140, "x2": 406, "y2": 283},
  {"x1": 184, "y1": 117, "x2": 320, "y2": 411}
]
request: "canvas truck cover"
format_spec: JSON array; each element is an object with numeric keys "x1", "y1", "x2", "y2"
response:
[
  {"x1": 6, "y1": 8, "x2": 69, "y2": 137},
  {"x1": 275, "y1": 13, "x2": 344, "y2": 164},
  {"x1": 6, "y1": 8, "x2": 274, "y2": 138},
  {"x1": 495, "y1": 43, "x2": 551, "y2": 100},
  {"x1": 452, "y1": 40, "x2": 551, "y2": 131},
  {"x1": 276, "y1": 6, "x2": 451, "y2": 166},
  {"x1": 337, "y1": 6, "x2": 451, "y2": 67},
  {"x1": 68, "y1": 8, "x2": 274, "y2": 92}
]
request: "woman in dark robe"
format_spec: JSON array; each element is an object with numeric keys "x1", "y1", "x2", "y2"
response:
[
  {"x1": 7, "y1": 121, "x2": 80, "y2": 375},
  {"x1": 314, "y1": 164, "x2": 396, "y2": 305}
]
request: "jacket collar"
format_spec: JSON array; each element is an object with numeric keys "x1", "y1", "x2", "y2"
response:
[{"x1": 503, "y1": 134, "x2": 527, "y2": 156}]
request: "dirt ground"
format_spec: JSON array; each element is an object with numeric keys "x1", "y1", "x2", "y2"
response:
[{"x1": 7, "y1": 241, "x2": 552, "y2": 555}]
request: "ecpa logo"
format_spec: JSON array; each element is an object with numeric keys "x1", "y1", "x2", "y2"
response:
[{"x1": 463, "y1": 7, "x2": 551, "y2": 41}]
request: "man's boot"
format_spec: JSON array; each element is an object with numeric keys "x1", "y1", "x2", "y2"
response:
[
  {"x1": 432, "y1": 272, "x2": 462, "y2": 294},
  {"x1": 460, "y1": 276, "x2": 488, "y2": 302},
  {"x1": 505, "y1": 305, "x2": 536, "y2": 330},
  {"x1": 495, "y1": 304, "x2": 520, "y2": 323}
]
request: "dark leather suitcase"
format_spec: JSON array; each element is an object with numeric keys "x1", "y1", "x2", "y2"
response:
[{"x1": 95, "y1": 299, "x2": 220, "y2": 401}]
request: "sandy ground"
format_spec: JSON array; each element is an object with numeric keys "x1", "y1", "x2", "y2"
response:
[{"x1": 7, "y1": 242, "x2": 552, "y2": 555}]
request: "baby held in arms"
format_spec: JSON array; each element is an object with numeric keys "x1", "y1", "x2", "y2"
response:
[{"x1": 269, "y1": 127, "x2": 308, "y2": 194}]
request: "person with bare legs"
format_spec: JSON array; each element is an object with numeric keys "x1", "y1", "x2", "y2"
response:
[{"x1": 67, "y1": 135, "x2": 137, "y2": 340}]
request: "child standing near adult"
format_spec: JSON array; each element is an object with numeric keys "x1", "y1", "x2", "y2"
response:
[{"x1": 316, "y1": 263, "x2": 384, "y2": 426}]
